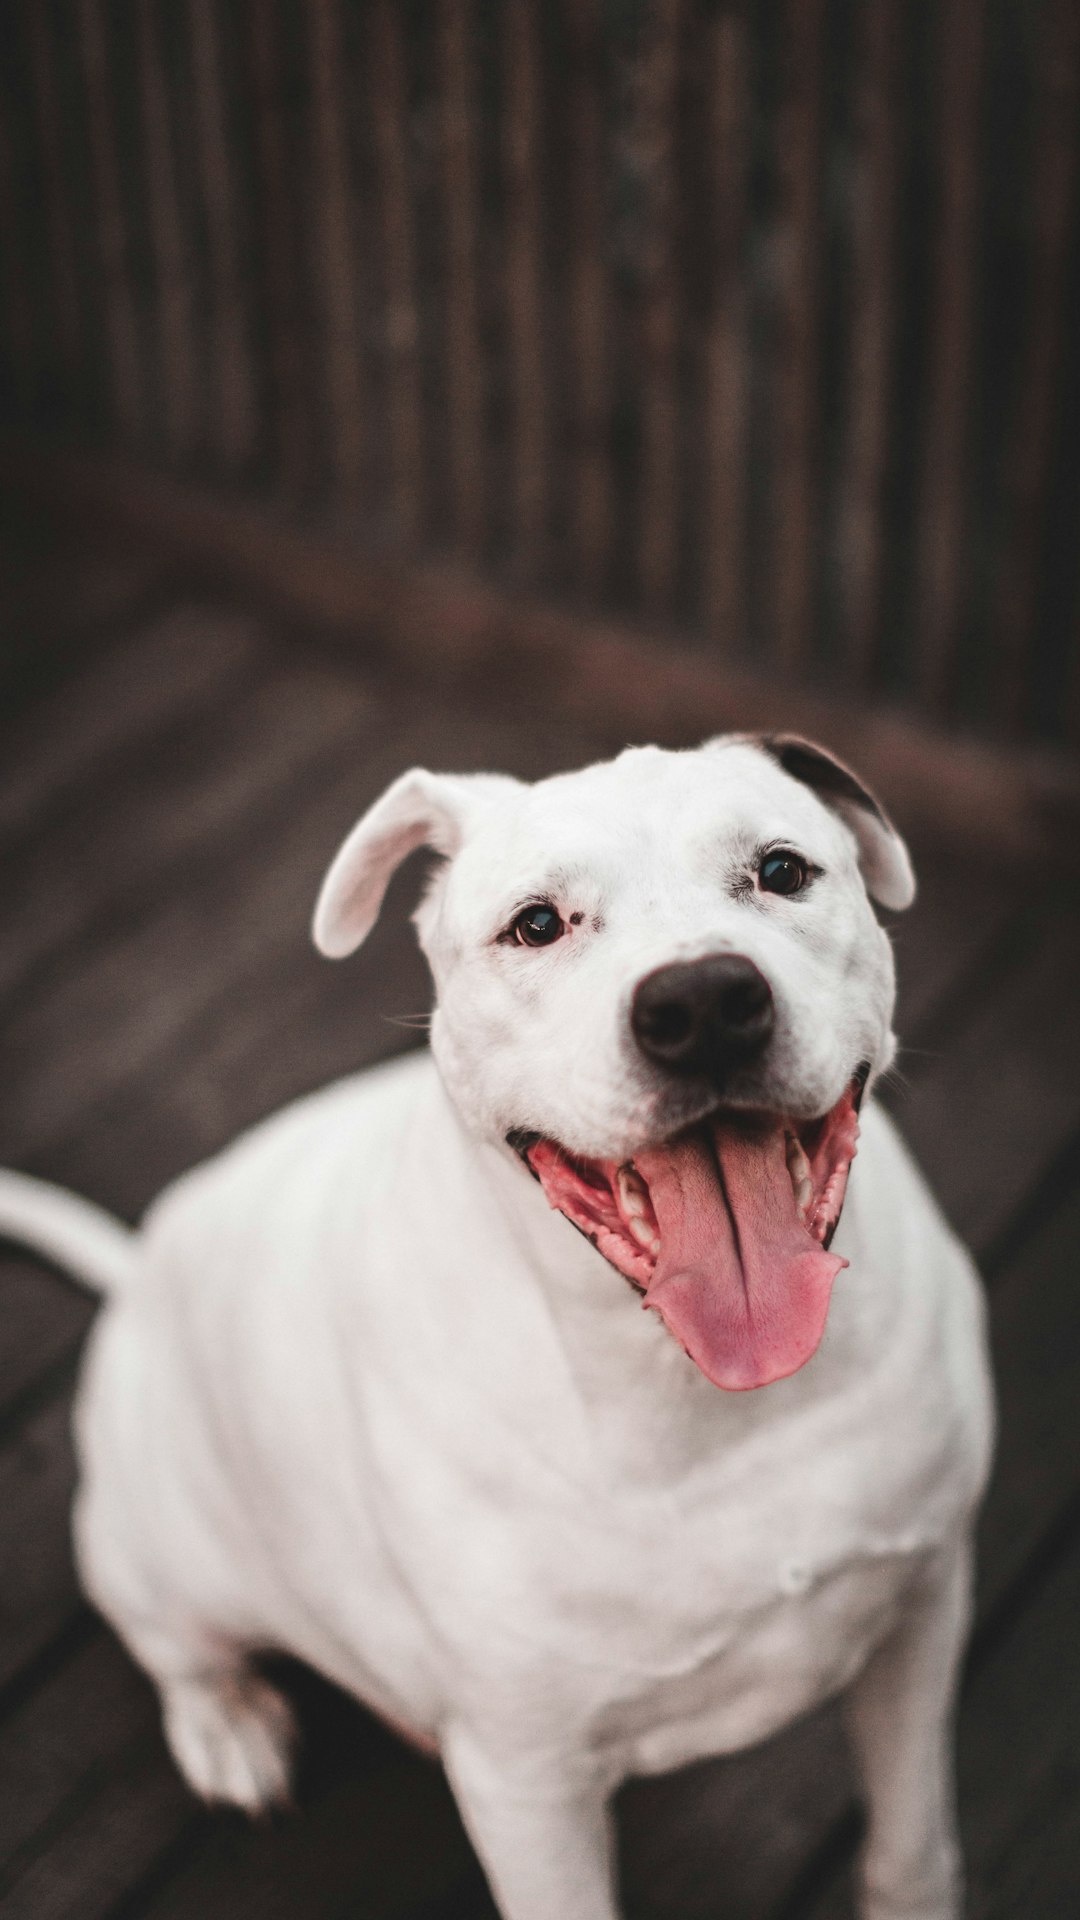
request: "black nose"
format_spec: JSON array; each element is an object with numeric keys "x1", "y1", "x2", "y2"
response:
[{"x1": 631, "y1": 955, "x2": 774, "y2": 1081}]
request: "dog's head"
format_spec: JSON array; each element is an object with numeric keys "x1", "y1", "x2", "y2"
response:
[{"x1": 314, "y1": 736, "x2": 914, "y2": 1392}]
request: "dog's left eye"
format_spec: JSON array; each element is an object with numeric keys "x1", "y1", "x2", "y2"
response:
[
  {"x1": 512, "y1": 904, "x2": 564, "y2": 947},
  {"x1": 758, "y1": 851, "x2": 809, "y2": 896}
]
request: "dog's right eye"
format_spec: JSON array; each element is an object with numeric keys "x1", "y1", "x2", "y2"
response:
[{"x1": 512, "y1": 904, "x2": 564, "y2": 947}]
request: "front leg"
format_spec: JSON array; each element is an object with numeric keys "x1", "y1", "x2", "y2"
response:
[
  {"x1": 443, "y1": 1725, "x2": 620, "y2": 1920},
  {"x1": 844, "y1": 1540, "x2": 973, "y2": 1920}
]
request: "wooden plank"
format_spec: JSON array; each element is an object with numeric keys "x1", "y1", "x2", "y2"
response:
[
  {"x1": 772, "y1": 0, "x2": 826, "y2": 674},
  {"x1": 502, "y1": 0, "x2": 547, "y2": 582},
  {"x1": 0, "y1": 61, "x2": 36, "y2": 415},
  {"x1": 0, "y1": 1395, "x2": 82, "y2": 1695},
  {"x1": 889, "y1": 850, "x2": 1022, "y2": 1043},
  {"x1": 76, "y1": 0, "x2": 145, "y2": 445},
  {"x1": 7, "y1": 441, "x2": 1077, "y2": 867},
  {"x1": 567, "y1": 0, "x2": 612, "y2": 599},
  {"x1": 438, "y1": 0, "x2": 485, "y2": 556},
  {"x1": 1, "y1": 656, "x2": 380, "y2": 1004},
  {"x1": 121, "y1": 1745, "x2": 484, "y2": 1920},
  {"x1": 914, "y1": 0, "x2": 983, "y2": 719},
  {"x1": 0, "y1": 533, "x2": 165, "y2": 714},
  {"x1": 961, "y1": 1522, "x2": 1080, "y2": 1919},
  {"x1": 0, "y1": 1734, "x2": 196, "y2": 1920},
  {"x1": 974, "y1": 1789, "x2": 1080, "y2": 1919},
  {"x1": 308, "y1": 0, "x2": 365, "y2": 500},
  {"x1": 370, "y1": 0, "x2": 424, "y2": 545},
  {"x1": 0, "y1": 605, "x2": 260, "y2": 844},
  {"x1": 23, "y1": 0, "x2": 83, "y2": 390},
  {"x1": 249, "y1": 0, "x2": 314, "y2": 495},
  {"x1": 837, "y1": 0, "x2": 901, "y2": 687},
  {"x1": 136, "y1": 0, "x2": 198, "y2": 464},
  {"x1": 187, "y1": 0, "x2": 255, "y2": 474},
  {"x1": 637, "y1": 0, "x2": 682, "y2": 620},
  {"x1": 0, "y1": 1635, "x2": 162, "y2": 1872},
  {"x1": 619, "y1": 1701, "x2": 851, "y2": 1920},
  {"x1": 991, "y1": 0, "x2": 1079, "y2": 734},
  {"x1": 0, "y1": 1259, "x2": 91, "y2": 1423},
  {"x1": 976, "y1": 1177, "x2": 1080, "y2": 1624},
  {"x1": 0, "y1": 730, "x2": 390, "y2": 1170},
  {"x1": 703, "y1": 0, "x2": 749, "y2": 656},
  {"x1": 891, "y1": 897, "x2": 1080, "y2": 1255}
]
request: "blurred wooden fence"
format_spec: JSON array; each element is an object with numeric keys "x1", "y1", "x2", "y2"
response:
[{"x1": 1, "y1": 0, "x2": 1079, "y2": 748}]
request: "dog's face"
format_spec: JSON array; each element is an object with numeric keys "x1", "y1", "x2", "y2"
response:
[{"x1": 315, "y1": 736, "x2": 915, "y2": 1391}]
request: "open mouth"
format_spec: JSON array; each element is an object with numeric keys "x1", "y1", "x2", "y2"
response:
[{"x1": 517, "y1": 1070, "x2": 866, "y2": 1393}]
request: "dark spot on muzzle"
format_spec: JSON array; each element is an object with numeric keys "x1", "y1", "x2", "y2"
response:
[{"x1": 631, "y1": 955, "x2": 774, "y2": 1085}]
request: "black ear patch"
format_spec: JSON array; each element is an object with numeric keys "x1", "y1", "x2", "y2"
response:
[
  {"x1": 757, "y1": 735, "x2": 888, "y2": 827},
  {"x1": 743, "y1": 732, "x2": 917, "y2": 911}
]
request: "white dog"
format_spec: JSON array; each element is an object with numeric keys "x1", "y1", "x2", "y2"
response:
[{"x1": 0, "y1": 734, "x2": 993, "y2": 1920}]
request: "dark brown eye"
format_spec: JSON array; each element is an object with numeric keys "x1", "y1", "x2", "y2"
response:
[
  {"x1": 759, "y1": 851, "x2": 809, "y2": 897},
  {"x1": 513, "y1": 904, "x2": 564, "y2": 947}
]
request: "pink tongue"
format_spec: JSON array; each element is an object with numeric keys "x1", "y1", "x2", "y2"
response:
[{"x1": 634, "y1": 1124, "x2": 845, "y2": 1391}]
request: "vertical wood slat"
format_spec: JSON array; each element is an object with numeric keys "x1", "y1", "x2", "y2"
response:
[
  {"x1": 914, "y1": 0, "x2": 983, "y2": 717},
  {"x1": 772, "y1": 0, "x2": 826, "y2": 674},
  {"x1": 188, "y1": 0, "x2": 255, "y2": 474},
  {"x1": 568, "y1": 0, "x2": 611, "y2": 601},
  {"x1": 637, "y1": 0, "x2": 682, "y2": 619},
  {"x1": 369, "y1": 0, "x2": 424, "y2": 544},
  {"x1": 503, "y1": 0, "x2": 547, "y2": 580},
  {"x1": 249, "y1": 0, "x2": 312, "y2": 496},
  {"x1": 309, "y1": 0, "x2": 365, "y2": 501},
  {"x1": 136, "y1": 0, "x2": 197, "y2": 463},
  {"x1": 993, "y1": 0, "x2": 1079, "y2": 734},
  {"x1": 439, "y1": 0, "x2": 484, "y2": 556},
  {"x1": 0, "y1": 67, "x2": 35, "y2": 414},
  {"x1": 76, "y1": 0, "x2": 144, "y2": 444},
  {"x1": 838, "y1": 0, "x2": 902, "y2": 688},
  {"x1": 703, "y1": 1, "x2": 749, "y2": 656},
  {"x1": 24, "y1": 0, "x2": 82, "y2": 387}
]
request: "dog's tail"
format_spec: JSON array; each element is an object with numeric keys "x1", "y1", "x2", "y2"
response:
[{"x1": 0, "y1": 1169, "x2": 136, "y2": 1297}]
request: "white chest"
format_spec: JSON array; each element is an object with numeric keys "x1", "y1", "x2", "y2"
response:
[{"x1": 441, "y1": 1336, "x2": 987, "y2": 1775}]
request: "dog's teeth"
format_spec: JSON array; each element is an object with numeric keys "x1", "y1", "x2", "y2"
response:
[
  {"x1": 785, "y1": 1132, "x2": 811, "y2": 1182},
  {"x1": 617, "y1": 1164, "x2": 649, "y2": 1219},
  {"x1": 785, "y1": 1134, "x2": 815, "y2": 1220},
  {"x1": 628, "y1": 1214, "x2": 660, "y2": 1255}
]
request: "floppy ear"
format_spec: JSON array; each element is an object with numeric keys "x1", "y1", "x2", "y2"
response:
[
  {"x1": 756, "y1": 734, "x2": 916, "y2": 911},
  {"x1": 313, "y1": 767, "x2": 496, "y2": 958}
]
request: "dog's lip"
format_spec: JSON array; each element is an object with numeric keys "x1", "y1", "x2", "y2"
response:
[{"x1": 504, "y1": 1060, "x2": 871, "y2": 1184}]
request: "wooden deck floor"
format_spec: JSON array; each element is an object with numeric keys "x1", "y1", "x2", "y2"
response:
[{"x1": 2, "y1": 505, "x2": 1080, "y2": 1920}]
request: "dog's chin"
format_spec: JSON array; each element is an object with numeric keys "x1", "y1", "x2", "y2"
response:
[{"x1": 512, "y1": 1069, "x2": 867, "y2": 1394}]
